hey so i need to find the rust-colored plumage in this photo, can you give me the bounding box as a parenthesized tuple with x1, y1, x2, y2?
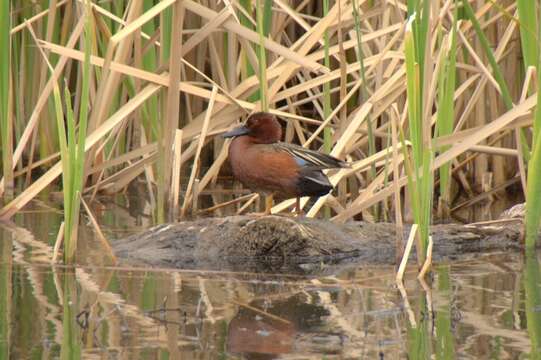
(223, 112, 348, 215)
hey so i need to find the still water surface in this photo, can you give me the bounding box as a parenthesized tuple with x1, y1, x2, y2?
(0, 198, 540, 359)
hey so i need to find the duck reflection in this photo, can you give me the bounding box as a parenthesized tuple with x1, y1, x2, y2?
(227, 294, 342, 358)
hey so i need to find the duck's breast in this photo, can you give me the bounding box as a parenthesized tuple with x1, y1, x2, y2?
(229, 140, 299, 195)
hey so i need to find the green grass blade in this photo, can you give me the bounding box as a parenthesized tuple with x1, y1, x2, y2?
(0, 0, 12, 197)
(352, 0, 378, 218)
(239, 0, 255, 80)
(525, 89, 541, 249)
(461, 0, 513, 110)
(74, 0, 92, 201)
(437, 15, 457, 211)
(62, 85, 77, 262)
(256, 0, 268, 111)
(525, 2, 541, 249)
(323, 0, 331, 153)
(517, 0, 539, 70)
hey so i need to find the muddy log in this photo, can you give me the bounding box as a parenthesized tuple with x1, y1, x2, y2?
(113, 214, 527, 273)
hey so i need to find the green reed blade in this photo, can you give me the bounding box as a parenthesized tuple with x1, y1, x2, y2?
(461, 0, 513, 110)
(435, 267, 456, 359)
(501, 0, 536, 181)
(525, 2, 541, 250)
(49, 1, 94, 263)
(72, 0, 92, 218)
(0, 0, 12, 196)
(404, 11, 433, 261)
(156, 3, 174, 223)
(352, 0, 378, 218)
(63, 85, 76, 262)
(322, 0, 331, 219)
(239, 0, 255, 81)
(142, 0, 160, 141)
(406, 295, 431, 358)
(60, 272, 81, 360)
(517, 0, 539, 70)
(524, 253, 541, 357)
(256, 0, 268, 111)
(0, 238, 12, 359)
(525, 86, 541, 249)
(51, 81, 73, 260)
(323, 0, 331, 153)
(437, 13, 457, 212)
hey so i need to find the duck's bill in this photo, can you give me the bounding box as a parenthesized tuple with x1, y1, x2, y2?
(222, 125, 251, 138)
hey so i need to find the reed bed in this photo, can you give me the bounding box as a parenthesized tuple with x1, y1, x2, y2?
(0, 0, 540, 261)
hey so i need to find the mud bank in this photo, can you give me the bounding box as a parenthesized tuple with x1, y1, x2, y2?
(113, 215, 525, 273)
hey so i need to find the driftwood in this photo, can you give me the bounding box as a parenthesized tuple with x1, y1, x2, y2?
(113, 214, 526, 273)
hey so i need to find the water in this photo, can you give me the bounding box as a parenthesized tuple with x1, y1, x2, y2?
(0, 198, 540, 359)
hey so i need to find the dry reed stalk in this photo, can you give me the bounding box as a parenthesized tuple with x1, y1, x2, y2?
(418, 236, 433, 280)
(171, 129, 184, 212)
(0, 83, 161, 219)
(391, 106, 404, 263)
(0, 18, 85, 196)
(181, 86, 218, 217)
(396, 224, 418, 283)
(159, 0, 185, 220)
(80, 195, 116, 264)
(197, 193, 254, 215)
(0, 0, 536, 232)
(52, 221, 65, 263)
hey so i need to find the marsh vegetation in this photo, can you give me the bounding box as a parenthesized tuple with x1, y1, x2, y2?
(2, 0, 541, 357)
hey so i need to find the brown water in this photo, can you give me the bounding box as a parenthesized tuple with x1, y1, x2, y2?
(0, 197, 540, 359)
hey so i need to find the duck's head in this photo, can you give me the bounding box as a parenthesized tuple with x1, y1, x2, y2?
(222, 112, 282, 144)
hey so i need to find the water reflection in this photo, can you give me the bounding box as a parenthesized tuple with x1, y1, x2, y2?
(524, 253, 541, 359)
(0, 209, 540, 358)
(0, 230, 12, 359)
(434, 267, 456, 359)
(60, 270, 81, 359)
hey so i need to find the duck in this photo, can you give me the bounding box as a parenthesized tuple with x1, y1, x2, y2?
(222, 112, 348, 215)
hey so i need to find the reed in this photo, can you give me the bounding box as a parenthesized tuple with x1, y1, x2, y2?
(403, 10, 432, 262)
(435, 267, 456, 358)
(517, 0, 539, 70)
(406, 295, 431, 358)
(59, 270, 81, 359)
(436, 11, 458, 218)
(49, 1, 92, 263)
(322, 0, 331, 154)
(321, 0, 332, 218)
(521, 0, 541, 249)
(156, 2, 174, 223)
(352, 0, 377, 219)
(256, 0, 269, 111)
(0, 237, 11, 359)
(461, 0, 513, 110)
(524, 253, 541, 358)
(525, 77, 541, 248)
(0, 1, 539, 249)
(239, 0, 255, 81)
(0, 0, 12, 199)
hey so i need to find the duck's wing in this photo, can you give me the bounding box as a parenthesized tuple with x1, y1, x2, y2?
(273, 142, 349, 170)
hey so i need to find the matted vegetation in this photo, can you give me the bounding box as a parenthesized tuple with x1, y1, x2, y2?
(0, 1, 540, 260)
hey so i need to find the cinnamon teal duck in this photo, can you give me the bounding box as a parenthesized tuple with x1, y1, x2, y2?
(222, 112, 348, 215)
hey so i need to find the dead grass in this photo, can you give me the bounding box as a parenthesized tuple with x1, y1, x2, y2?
(0, 0, 534, 226)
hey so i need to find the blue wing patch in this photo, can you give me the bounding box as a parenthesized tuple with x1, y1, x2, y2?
(293, 155, 309, 167)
